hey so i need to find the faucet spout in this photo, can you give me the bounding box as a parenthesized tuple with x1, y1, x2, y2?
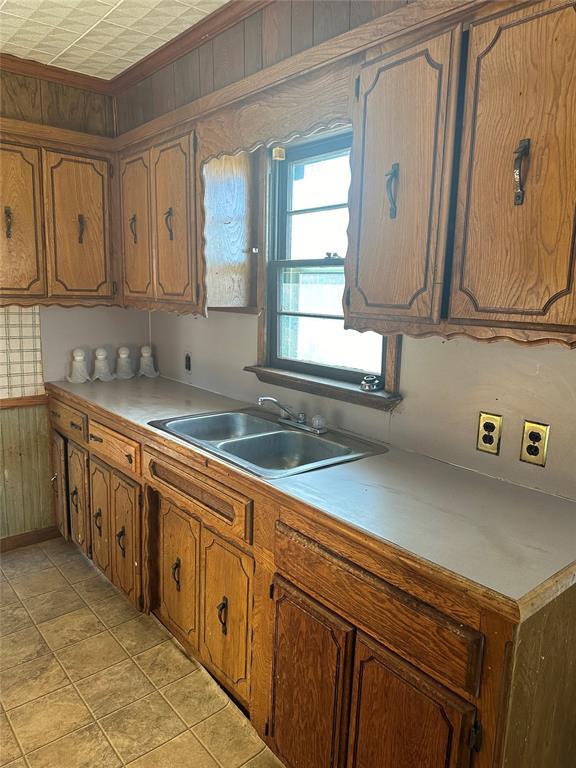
(257, 396, 306, 424)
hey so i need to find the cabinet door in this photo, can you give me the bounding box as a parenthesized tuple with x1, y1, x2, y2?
(158, 498, 200, 649)
(449, 3, 576, 329)
(120, 151, 154, 301)
(0, 143, 45, 297)
(111, 471, 139, 605)
(67, 441, 90, 555)
(89, 458, 111, 578)
(151, 135, 196, 305)
(270, 577, 354, 768)
(50, 430, 68, 540)
(348, 634, 476, 768)
(44, 151, 113, 298)
(200, 528, 253, 701)
(345, 29, 460, 328)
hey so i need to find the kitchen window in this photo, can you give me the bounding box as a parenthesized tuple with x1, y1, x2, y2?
(267, 133, 391, 385)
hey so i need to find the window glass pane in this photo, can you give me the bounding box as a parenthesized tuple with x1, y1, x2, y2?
(278, 315, 382, 374)
(288, 208, 349, 260)
(279, 265, 344, 316)
(289, 151, 351, 211)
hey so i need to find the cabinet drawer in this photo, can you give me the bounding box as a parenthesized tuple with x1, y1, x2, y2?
(143, 448, 253, 543)
(49, 400, 87, 441)
(88, 420, 140, 473)
(275, 521, 484, 697)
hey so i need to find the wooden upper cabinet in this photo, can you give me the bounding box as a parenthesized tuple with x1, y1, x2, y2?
(448, 2, 576, 329)
(270, 578, 354, 768)
(151, 134, 197, 306)
(345, 28, 460, 328)
(200, 529, 253, 702)
(158, 499, 200, 649)
(120, 151, 154, 302)
(44, 150, 113, 298)
(0, 143, 45, 297)
(348, 634, 476, 768)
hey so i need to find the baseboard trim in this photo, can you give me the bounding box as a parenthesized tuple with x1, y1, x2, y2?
(0, 526, 60, 552)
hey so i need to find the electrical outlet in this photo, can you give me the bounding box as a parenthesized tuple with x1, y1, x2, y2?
(520, 421, 550, 467)
(477, 412, 502, 455)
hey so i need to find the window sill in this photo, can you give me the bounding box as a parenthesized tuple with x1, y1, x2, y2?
(244, 366, 402, 412)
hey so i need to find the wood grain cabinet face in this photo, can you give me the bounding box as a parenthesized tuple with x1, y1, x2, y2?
(345, 29, 460, 326)
(90, 458, 111, 578)
(120, 151, 154, 301)
(200, 528, 253, 701)
(44, 151, 113, 298)
(151, 135, 196, 305)
(348, 634, 476, 768)
(67, 441, 89, 555)
(0, 143, 46, 297)
(449, 3, 576, 329)
(158, 498, 200, 649)
(111, 471, 139, 605)
(50, 430, 68, 540)
(270, 578, 354, 768)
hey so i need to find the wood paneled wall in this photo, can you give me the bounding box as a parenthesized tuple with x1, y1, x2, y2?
(116, 0, 410, 133)
(0, 70, 115, 136)
(0, 405, 54, 538)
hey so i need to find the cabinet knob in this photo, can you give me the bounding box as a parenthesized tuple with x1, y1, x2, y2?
(116, 526, 126, 557)
(171, 557, 181, 592)
(216, 596, 228, 636)
(94, 508, 103, 535)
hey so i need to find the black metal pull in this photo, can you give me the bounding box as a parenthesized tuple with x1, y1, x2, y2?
(171, 557, 181, 592)
(69, 421, 82, 431)
(385, 162, 399, 219)
(78, 214, 85, 244)
(116, 526, 126, 557)
(129, 213, 137, 244)
(216, 596, 228, 636)
(4, 206, 12, 239)
(89, 433, 103, 443)
(513, 138, 530, 206)
(125, 453, 133, 465)
(163, 207, 174, 241)
(70, 487, 78, 509)
(94, 509, 103, 535)
(50, 409, 60, 419)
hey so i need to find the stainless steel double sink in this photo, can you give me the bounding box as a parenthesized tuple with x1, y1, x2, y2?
(149, 411, 382, 479)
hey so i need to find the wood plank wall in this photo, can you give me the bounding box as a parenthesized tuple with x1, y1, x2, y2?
(116, 0, 410, 133)
(0, 405, 54, 538)
(0, 70, 115, 136)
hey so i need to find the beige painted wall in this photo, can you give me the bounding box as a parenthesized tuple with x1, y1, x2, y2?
(40, 307, 150, 382)
(151, 311, 576, 501)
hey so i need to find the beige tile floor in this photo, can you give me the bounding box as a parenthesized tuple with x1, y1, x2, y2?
(0, 538, 284, 768)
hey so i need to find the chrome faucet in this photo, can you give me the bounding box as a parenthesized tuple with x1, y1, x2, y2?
(257, 396, 327, 435)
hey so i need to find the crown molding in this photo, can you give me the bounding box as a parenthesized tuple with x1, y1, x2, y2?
(0, 53, 112, 93)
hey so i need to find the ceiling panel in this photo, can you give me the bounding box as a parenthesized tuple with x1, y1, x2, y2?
(0, 0, 229, 79)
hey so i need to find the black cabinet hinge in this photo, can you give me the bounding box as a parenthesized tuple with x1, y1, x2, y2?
(469, 720, 482, 752)
(264, 720, 270, 737)
(88, 543, 93, 558)
(269, 582, 275, 599)
(193, 133, 198, 152)
(195, 284, 201, 304)
(138, 490, 144, 510)
(138, 593, 144, 611)
(354, 75, 360, 99)
(112, 281, 118, 296)
(345, 286, 351, 306)
(109, 164, 114, 178)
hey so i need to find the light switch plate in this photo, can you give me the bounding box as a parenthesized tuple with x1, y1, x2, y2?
(520, 421, 550, 467)
(477, 412, 502, 455)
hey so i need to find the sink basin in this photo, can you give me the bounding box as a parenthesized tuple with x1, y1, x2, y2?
(149, 410, 381, 478)
(217, 430, 353, 473)
(157, 412, 278, 442)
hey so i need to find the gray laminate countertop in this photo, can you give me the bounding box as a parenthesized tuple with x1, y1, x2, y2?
(49, 378, 576, 606)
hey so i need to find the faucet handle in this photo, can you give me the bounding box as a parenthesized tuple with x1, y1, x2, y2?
(297, 412, 307, 424)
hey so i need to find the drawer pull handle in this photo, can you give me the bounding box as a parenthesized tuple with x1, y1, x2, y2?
(116, 526, 126, 557)
(4, 206, 13, 239)
(129, 213, 137, 244)
(70, 421, 82, 431)
(125, 453, 133, 465)
(163, 207, 174, 240)
(513, 138, 530, 206)
(78, 213, 85, 244)
(70, 487, 79, 509)
(89, 433, 103, 443)
(50, 410, 60, 419)
(94, 508, 103, 534)
(385, 162, 399, 219)
(171, 557, 181, 592)
(216, 596, 228, 636)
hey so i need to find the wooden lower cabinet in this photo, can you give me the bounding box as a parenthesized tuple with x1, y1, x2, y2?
(200, 528, 253, 703)
(111, 471, 140, 605)
(67, 441, 90, 555)
(270, 577, 354, 768)
(348, 634, 476, 768)
(50, 430, 68, 540)
(89, 458, 112, 578)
